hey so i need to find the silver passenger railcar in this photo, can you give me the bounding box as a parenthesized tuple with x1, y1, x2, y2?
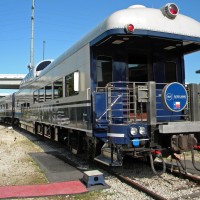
(1, 3, 200, 173)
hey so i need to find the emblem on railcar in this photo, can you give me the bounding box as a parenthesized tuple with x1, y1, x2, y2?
(162, 82, 188, 112)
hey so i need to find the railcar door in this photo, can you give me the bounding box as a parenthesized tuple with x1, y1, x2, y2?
(127, 54, 149, 120)
(92, 56, 113, 133)
(92, 54, 128, 132)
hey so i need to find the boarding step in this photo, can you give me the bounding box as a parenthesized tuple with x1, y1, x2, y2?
(94, 148, 122, 166)
(82, 170, 106, 188)
(94, 155, 122, 166)
(101, 147, 118, 160)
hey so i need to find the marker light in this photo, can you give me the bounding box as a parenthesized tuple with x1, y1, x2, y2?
(130, 127, 138, 136)
(132, 138, 140, 147)
(126, 24, 134, 33)
(161, 3, 179, 19)
(139, 127, 146, 136)
(169, 4, 178, 15)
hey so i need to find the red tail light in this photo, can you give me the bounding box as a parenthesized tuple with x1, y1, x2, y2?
(161, 3, 179, 19)
(169, 4, 178, 15)
(126, 24, 134, 33)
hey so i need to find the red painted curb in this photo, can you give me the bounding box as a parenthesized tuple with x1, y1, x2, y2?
(0, 181, 87, 199)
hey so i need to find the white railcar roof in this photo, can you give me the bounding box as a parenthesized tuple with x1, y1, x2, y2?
(101, 5, 200, 38)
(40, 4, 200, 76)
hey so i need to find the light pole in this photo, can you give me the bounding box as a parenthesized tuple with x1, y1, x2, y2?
(43, 40, 45, 60)
(30, 0, 35, 70)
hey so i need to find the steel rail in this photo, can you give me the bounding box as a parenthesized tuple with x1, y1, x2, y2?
(113, 172, 167, 200)
(98, 164, 167, 200)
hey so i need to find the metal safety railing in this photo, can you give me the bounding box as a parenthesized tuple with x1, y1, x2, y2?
(96, 82, 148, 124)
(95, 82, 200, 125)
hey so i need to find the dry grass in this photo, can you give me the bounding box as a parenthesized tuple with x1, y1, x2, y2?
(0, 126, 112, 200)
(0, 126, 47, 186)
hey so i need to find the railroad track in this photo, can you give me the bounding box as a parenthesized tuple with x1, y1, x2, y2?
(15, 127, 200, 200)
(109, 167, 200, 200)
(104, 168, 167, 200)
(99, 159, 200, 200)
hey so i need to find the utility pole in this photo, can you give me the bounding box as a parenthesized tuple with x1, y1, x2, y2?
(43, 40, 45, 60)
(30, 0, 35, 70)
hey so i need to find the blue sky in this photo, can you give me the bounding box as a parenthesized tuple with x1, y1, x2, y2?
(0, 0, 200, 85)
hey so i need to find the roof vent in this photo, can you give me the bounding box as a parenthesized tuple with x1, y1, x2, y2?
(128, 5, 146, 9)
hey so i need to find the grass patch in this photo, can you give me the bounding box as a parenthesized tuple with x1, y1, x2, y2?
(65, 190, 113, 200)
(14, 190, 114, 200)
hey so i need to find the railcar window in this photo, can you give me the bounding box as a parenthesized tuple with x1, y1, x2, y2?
(36, 60, 51, 71)
(96, 56, 112, 87)
(17, 100, 19, 107)
(45, 84, 52, 101)
(39, 88, 45, 102)
(33, 90, 39, 103)
(54, 78, 63, 99)
(165, 62, 177, 82)
(65, 72, 79, 97)
(128, 55, 148, 82)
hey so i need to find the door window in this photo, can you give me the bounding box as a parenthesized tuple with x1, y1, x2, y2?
(165, 61, 177, 82)
(96, 56, 112, 87)
(54, 78, 63, 99)
(128, 55, 148, 82)
(154, 61, 177, 83)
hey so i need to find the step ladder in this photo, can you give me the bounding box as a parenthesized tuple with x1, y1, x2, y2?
(82, 170, 106, 188)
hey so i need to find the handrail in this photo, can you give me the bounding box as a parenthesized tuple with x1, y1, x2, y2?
(96, 94, 122, 121)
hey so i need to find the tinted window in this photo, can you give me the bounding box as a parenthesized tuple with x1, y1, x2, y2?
(36, 61, 51, 71)
(45, 84, 52, 101)
(39, 88, 45, 102)
(33, 90, 39, 103)
(96, 56, 112, 87)
(65, 73, 79, 97)
(128, 55, 148, 82)
(165, 62, 177, 82)
(54, 78, 63, 99)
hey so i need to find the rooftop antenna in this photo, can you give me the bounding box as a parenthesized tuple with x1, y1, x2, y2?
(30, 0, 35, 70)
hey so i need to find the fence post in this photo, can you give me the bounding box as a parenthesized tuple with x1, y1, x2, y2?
(147, 82, 157, 125)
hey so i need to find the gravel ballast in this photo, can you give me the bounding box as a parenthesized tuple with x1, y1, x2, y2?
(0, 126, 151, 199)
(1, 125, 200, 200)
